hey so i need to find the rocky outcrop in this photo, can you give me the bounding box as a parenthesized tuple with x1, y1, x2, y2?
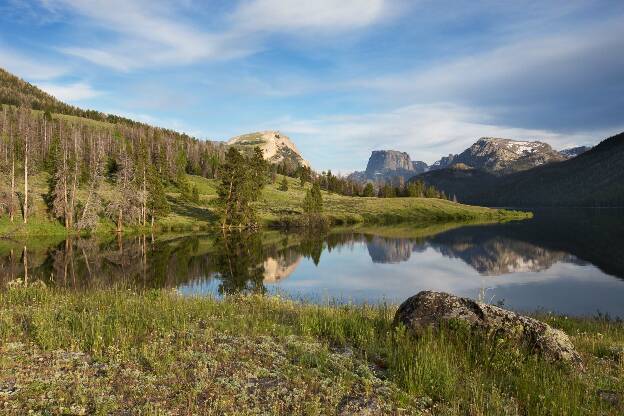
(366, 150, 413, 173)
(559, 146, 591, 159)
(412, 160, 428, 173)
(227, 131, 310, 168)
(348, 150, 428, 183)
(394, 291, 583, 368)
(430, 154, 456, 170)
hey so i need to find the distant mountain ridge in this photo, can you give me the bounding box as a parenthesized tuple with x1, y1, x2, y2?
(429, 137, 566, 175)
(417, 132, 624, 206)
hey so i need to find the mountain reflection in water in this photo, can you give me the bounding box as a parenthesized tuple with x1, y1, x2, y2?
(1, 208, 623, 317)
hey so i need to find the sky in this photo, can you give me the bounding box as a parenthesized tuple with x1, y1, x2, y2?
(1, 0, 623, 173)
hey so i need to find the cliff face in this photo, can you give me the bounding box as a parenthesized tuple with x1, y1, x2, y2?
(349, 150, 428, 183)
(365, 150, 413, 173)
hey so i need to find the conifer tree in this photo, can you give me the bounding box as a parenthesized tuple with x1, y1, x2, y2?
(303, 182, 323, 214)
(279, 176, 289, 191)
(146, 164, 170, 226)
(217, 147, 267, 229)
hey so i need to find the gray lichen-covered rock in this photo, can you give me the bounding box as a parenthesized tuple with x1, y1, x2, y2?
(394, 291, 583, 368)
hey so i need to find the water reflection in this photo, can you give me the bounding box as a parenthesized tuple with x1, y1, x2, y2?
(1, 208, 623, 317)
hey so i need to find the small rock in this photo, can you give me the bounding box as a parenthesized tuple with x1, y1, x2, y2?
(394, 291, 583, 368)
(597, 389, 620, 406)
(0, 382, 17, 395)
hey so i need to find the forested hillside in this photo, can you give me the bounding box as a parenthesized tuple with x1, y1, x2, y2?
(417, 132, 624, 206)
(0, 68, 228, 231)
(478, 132, 624, 206)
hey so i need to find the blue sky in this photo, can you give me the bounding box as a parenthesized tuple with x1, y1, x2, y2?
(1, 0, 623, 172)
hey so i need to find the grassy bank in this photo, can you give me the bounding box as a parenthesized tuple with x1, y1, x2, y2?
(0, 171, 529, 237)
(0, 286, 621, 415)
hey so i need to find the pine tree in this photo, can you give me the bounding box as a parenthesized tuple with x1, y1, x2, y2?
(146, 164, 170, 226)
(217, 147, 267, 229)
(279, 176, 289, 192)
(362, 183, 374, 197)
(303, 182, 323, 214)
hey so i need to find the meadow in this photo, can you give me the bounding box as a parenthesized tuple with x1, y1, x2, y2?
(0, 170, 529, 237)
(0, 285, 621, 415)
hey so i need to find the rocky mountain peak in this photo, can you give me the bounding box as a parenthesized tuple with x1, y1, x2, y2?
(366, 150, 414, 174)
(348, 150, 429, 183)
(430, 137, 565, 175)
(559, 146, 592, 159)
(227, 130, 310, 168)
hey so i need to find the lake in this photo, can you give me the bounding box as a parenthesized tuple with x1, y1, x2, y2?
(2, 208, 623, 318)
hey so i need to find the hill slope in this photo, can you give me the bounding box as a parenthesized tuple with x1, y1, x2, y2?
(477, 132, 624, 206)
(419, 132, 624, 206)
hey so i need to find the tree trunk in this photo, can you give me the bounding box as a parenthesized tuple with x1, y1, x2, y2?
(10, 155, 14, 222)
(117, 208, 123, 233)
(23, 131, 28, 224)
(63, 141, 70, 229)
(143, 166, 147, 226)
(22, 246, 28, 286)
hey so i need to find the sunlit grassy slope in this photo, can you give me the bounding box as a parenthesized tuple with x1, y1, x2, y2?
(0, 171, 529, 235)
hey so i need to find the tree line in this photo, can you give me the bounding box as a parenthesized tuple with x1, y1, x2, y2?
(0, 105, 226, 231)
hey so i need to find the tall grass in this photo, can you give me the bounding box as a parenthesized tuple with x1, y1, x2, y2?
(1, 286, 621, 415)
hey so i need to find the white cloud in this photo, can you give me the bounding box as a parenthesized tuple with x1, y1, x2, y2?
(50, 0, 245, 70)
(272, 103, 614, 173)
(37, 81, 102, 101)
(358, 18, 624, 111)
(52, 0, 396, 70)
(231, 0, 390, 32)
(0, 46, 67, 80)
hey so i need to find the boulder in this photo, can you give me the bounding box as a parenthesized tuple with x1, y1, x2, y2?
(394, 291, 583, 368)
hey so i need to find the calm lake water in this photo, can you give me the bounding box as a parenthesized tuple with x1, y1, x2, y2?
(2, 208, 623, 317)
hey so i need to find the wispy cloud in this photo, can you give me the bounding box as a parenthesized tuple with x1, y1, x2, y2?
(49, 0, 247, 70)
(37, 81, 102, 101)
(230, 0, 392, 33)
(50, 0, 397, 71)
(357, 18, 624, 131)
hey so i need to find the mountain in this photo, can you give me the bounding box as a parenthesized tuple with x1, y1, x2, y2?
(414, 164, 499, 201)
(227, 131, 310, 168)
(417, 132, 624, 206)
(430, 137, 565, 175)
(559, 146, 592, 158)
(430, 154, 457, 170)
(348, 150, 428, 183)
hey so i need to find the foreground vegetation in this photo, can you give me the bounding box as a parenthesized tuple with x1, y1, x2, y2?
(0, 285, 621, 415)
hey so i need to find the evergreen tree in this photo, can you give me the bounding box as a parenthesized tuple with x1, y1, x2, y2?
(217, 147, 267, 229)
(279, 176, 289, 191)
(362, 183, 374, 197)
(303, 182, 323, 214)
(146, 164, 170, 226)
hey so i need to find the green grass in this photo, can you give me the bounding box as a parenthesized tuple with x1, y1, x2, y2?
(0, 172, 530, 236)
(0, 286, 621, 415)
